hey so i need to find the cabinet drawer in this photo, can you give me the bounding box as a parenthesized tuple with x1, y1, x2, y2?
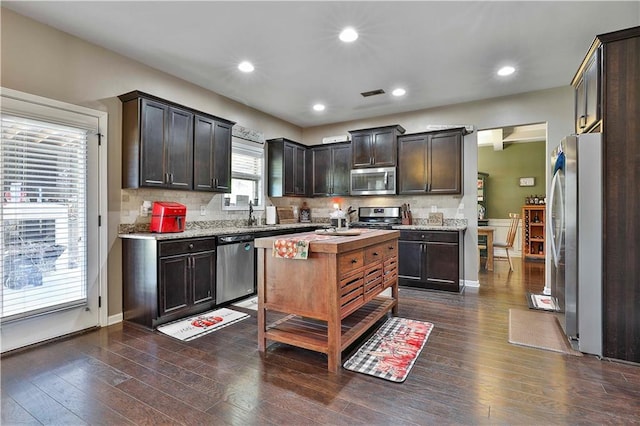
(338, 250, 364, 275)
(399, 230, 459, 243)
(382, 241, 398, 259)
(364, 243, 386, 264)
(159, 238, 216, 257)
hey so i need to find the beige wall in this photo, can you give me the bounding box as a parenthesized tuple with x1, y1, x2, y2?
(2, 8, 575, 317)
(1, 8, 302, 317)
(302, 88, 574, 285)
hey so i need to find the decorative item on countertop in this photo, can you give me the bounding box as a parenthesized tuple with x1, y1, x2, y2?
(401, 203, 413, 225)
(300, 202, 311, 223)
(272, 233, 334, 259)
(330, 203, 347, 228)
(276, 207, 296, 224)
(428, 212, 444, 226)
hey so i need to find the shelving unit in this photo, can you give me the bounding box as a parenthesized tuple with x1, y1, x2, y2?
(477, 172, 488, 226)
(522, 205, 546, 260)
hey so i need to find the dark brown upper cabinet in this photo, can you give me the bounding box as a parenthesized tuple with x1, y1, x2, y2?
(573, 48, 601, 134)
(349, 125, 405, 168)
(267, 138, 307, 197)
(398, 128, 464, 195)
(194, 115, 233, 192)
(119, 91, 234, 192)
(310, 143, 351, 196)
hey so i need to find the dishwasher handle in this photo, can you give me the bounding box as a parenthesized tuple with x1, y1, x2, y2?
(218, 234, 255, 245)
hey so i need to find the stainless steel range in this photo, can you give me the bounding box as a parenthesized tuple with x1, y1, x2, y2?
(349, 207, 402, 230)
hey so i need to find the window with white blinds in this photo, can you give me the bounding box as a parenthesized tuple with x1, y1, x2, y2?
(223, 138, 264, 210)
(1, 114, 88, 321)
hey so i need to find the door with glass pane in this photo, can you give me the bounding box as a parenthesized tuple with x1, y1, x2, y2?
(1, 91, 103, 353)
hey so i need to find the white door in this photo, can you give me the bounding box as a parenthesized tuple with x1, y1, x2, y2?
(0, 89, 107, 353)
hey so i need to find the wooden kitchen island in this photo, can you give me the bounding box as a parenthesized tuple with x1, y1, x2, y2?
(254, 229, 399, 372)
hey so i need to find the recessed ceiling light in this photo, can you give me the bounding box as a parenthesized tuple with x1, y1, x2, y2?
(313, 103, 325, 112)
(339, 27, 358, 43)
(497, 66, 515, 76)
(392, 88, 406, 97)
(238, 61, 254, 73)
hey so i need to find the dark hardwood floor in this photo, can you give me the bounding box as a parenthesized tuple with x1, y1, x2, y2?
(3, 259, 640, 425)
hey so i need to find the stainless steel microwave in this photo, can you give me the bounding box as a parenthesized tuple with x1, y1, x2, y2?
(350, 167, 396, 195)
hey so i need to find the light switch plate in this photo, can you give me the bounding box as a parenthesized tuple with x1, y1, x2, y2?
(519, 177, 535, 187)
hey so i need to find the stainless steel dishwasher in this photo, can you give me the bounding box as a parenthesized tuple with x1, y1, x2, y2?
(216, 234, 255, 304)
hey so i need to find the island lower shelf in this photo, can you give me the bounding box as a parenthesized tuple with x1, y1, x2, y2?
(265, 296, 397, 354)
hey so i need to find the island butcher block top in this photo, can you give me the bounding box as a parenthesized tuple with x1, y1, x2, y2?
(255, 229, 400, 372)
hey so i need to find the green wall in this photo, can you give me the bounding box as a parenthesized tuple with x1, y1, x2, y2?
(477, 141, 546, 219)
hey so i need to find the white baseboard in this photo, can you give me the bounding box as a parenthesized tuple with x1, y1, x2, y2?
(107, 313, 123, 326)
(464, 279, 480, 288)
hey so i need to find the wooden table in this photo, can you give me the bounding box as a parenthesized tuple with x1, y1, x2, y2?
(478, 226, 495, 271)
(254, 229, 399, 372)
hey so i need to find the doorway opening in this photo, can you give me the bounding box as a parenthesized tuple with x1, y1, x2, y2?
(476, 122, 547, 272)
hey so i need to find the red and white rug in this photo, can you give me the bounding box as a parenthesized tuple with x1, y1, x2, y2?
(157, 308, 249, 341)
(343, 317, 433, 383)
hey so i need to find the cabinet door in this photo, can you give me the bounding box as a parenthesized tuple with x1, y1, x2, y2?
(428, 130, 462, 194)
(283, 143, 296, 195)
(583, 51, 600, 132)
(191, 250, 216, 305)
(398, 240, 424, 281)
(371, 128, 396, 167)
(351, 132, 373, 167)
(194, 116, 232, 192)
(331, 144, 352, 195)
(398, 134, 428, 194)
(311, 146, 331, 196)
(140, 98, 168, 187)
(165, 107, 194, 189)
(424, 242, 459, 289)
(211, 121, 232, 192)
(294, 145, 306, 195)
(159, 255, 190, 317)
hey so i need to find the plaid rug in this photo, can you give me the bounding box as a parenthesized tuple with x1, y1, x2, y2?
(343, 317, 433, 383)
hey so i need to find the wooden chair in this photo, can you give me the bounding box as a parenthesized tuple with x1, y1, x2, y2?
(494, 213, 520, 271)
(477, 241, 487, 271)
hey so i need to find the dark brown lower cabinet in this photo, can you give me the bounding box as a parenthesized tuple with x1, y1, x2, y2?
(398, 230, 464, 292)
(123, 237, 216, 328)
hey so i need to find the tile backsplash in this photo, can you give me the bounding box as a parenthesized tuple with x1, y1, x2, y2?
(120, 188, 467, 230)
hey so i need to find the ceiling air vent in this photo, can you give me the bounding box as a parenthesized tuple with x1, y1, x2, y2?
(360, 89, 385, 97)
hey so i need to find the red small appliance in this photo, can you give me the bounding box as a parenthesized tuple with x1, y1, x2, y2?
(150, 202, 186, 233)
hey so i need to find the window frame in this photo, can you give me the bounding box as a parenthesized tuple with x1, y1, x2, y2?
(222, 136, 266, 212)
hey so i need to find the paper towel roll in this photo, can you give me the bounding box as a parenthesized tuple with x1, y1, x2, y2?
(266, 206, 277, 225)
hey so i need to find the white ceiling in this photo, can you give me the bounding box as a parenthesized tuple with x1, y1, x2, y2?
(3, 1, 639, 128)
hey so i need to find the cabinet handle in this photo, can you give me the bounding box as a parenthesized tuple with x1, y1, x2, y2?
(164, 173, 169, 184)
(387, 246, 394, 250)
(211, 178, 215, 187)
(579, 115, 587, 129)
(189, 243, 194, 249)
(373, 252, 379, 256)
(351, 259, 358, 264)
(425, 183, 429, 192)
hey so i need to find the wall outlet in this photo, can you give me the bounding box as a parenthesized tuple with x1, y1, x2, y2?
(200, 205, 207, 216)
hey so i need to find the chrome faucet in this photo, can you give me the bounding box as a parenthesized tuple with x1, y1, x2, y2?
(248, 200, 256, 226)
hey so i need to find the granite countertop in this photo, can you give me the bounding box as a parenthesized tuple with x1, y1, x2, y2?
(118, 220, 467, 240)
(118, 223, 320, 240)
(392, 224, 467, 231)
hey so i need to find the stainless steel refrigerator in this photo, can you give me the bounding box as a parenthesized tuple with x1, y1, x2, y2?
(549, 133, 602, 356)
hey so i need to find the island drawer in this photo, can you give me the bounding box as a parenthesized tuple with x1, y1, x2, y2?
(158, 238, 217, 257)
(338, 249, 364, 274)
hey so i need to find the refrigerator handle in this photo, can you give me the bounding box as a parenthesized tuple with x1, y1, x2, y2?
(549, 170, 564, 267)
